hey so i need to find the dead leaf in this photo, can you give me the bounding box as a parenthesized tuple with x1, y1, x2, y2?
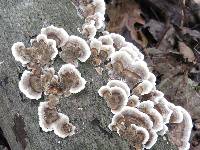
(179, 42, 196, 63)
(106, 0, 147, 47)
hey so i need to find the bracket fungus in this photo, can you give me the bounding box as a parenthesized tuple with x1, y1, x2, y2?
(19, 70, 43, 100)
(108, 106, 155, 149)
(11, 0, 193, 148)
(98, 80, 130, 114)
(76, 0, 105, 39)
(97, 30, 192, 149)
(59, 35, 91, 66)
(52, 113, 76, 138)
(127, 95, 140, 107)
(38, 101, 75, 138)
(41, 25, 69, 48)
(57, 63, 86, 96)
(12, 34, 58, 67)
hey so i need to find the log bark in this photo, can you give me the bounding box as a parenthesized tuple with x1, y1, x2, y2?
(0, 0, 178, 149)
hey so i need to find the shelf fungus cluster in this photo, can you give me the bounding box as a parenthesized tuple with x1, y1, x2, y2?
(11, 0, 192, 149)
(97, 32, 193, 149)
(11, 27, 90, 138)
(75, 0, 106, 39)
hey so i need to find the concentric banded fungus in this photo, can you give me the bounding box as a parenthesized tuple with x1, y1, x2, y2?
(89, 38, 115, 66)
(137, 101, 164, 132)
(85, 12, 105, 29)
(141, 90, 164, 104)
(109, 51, 141, 83)
(144, 129, 158, 149)
(127, 95, 140, 107)
(53, 113, 76, 138)
(132, 80, 153, 95)
(109, 106, 153, 149)
(38, 101, 59, 132)
(78, 0, 105, 39)
(110, 33, 126, 50)
(81, 0, 105, 17)
(11, 0, 193, 146)
(147, 72, 156, 86)
(12, 34, 58, 66)
(59, 36, 91, 66)
(118, 124, 149, 150)
(119, 47, 139, 61)
(98, 85, 128, 114)
(168, 103, 184, 124)
(158, 124, 168, 136)
(19, 70, 43, 100)
(124, 42, 144, 60)
(82, 20, 97, 39)
(106, 80, 130, 97)
(58, 64, 86, 96)
(154, 98, 173, 124)
(109, 51, 149, 86)
(41, 25, 69, 47)
(168, 106, 193, 150)
(98, 34, 114, 45)
(98, 45, 115, 62)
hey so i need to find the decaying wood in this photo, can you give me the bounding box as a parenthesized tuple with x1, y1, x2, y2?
(0, 0, 180, 150)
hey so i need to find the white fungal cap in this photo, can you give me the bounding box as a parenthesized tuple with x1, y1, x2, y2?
(98, 85, 109, 97)
(59, 36, 91, 67)
(110, 51, 133, 69)
(53, 113, 76, 138)
(11, 42, 29, 65)
(124, 42, 144, 60)
(98, 85, 129, 114)
(90, 38, 102, 51)
(99, 45, 115, 59)
(147, 72, 156, 86)
(137, 101, 164, 132)
(85, 12, 105, 29)
(58, 64, 86, 94)
(41, 25, 69, 47)
(98, 34, 114, 45)
(110, 33, 126, 50)
(119, 47, 139, 61)
(149, 90, 164, 104)
(69, 35, 91, 62)
(109, 106, 154, 131)
(36, 34, 58, 60)
(131, 124, 150, 144)
(92, 0, 106, 15)
(38, 101, 58, 132)
(131, 61, 150, 80)
(176, 106, 193, 150)
(19, 70, 42, 100)
(107, 80, 130, 97)
(82, 20, 97, 39)
(133, 80, 153, 95)
(63, 35, 91, 62)
(124, 42, 140, 53)
(127, 95, 140, 107)
(167, 102, 184, 123)
(144, 129, 158, 149)
(155, 98, 173, 124)
(158, 124, 168, 136)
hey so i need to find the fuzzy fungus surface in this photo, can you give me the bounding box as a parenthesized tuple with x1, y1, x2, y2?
(9, 0, 193, 149)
